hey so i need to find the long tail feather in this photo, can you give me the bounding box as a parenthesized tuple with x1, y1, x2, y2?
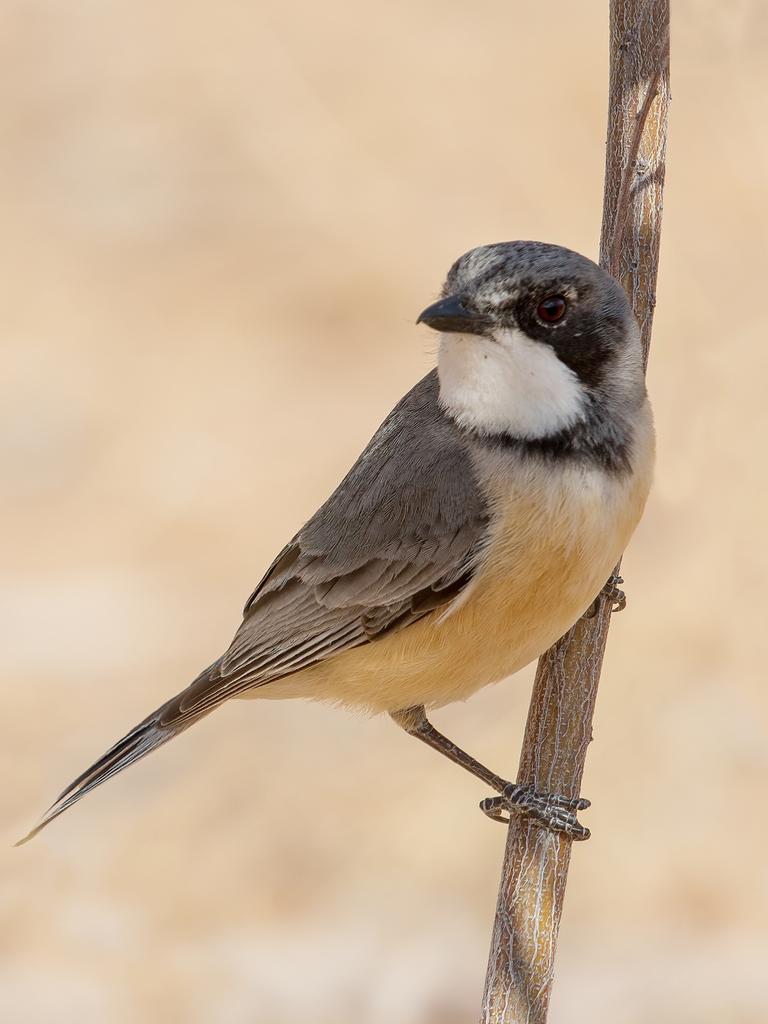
(16, 662, 224, 845)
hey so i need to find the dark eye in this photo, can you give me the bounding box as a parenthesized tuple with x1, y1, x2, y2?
(536, 295, 567, 324)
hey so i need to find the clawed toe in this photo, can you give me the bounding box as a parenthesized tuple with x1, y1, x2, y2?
(480, 783, 591, 840)
(544, 791, 591, 811)
(479, 797, 514, 825)
(602, 573, 626, 612)
(586, 574, 626, 617)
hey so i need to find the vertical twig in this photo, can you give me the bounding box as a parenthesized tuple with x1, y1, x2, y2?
(479, 3, 670, 1022)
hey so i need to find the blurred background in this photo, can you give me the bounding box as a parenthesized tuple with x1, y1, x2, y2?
(2, 2, 767, 1021)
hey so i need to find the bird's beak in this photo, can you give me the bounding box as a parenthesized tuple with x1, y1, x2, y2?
(416, 295, 490, 335)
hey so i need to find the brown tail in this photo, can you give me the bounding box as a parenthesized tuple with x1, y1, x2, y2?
(17, 660, 225, 845)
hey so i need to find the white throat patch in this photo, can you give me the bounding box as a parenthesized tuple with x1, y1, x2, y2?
(437, 327, 585, 439)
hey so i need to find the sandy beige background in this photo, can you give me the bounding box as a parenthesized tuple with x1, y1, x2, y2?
(2, 2, 767, 1022)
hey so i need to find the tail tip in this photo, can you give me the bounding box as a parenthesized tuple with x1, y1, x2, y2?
(14, 822, 44, 847)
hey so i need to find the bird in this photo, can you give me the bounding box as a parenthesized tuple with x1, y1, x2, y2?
(20, 240, 654, 845)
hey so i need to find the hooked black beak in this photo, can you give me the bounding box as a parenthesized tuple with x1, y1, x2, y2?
(416, 295, 490, 336)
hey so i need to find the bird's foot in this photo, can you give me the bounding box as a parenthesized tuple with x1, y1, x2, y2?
(586, 573, 626, 617)
(603, 573, 626, 612)
(480, 783, 591, 840)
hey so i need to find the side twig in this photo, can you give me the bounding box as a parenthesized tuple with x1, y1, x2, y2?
(479, 3, 670, 1022)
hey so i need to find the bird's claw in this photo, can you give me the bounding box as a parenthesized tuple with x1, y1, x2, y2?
(586, 574, 626, 617)
(603, 574, 626, 612)
(480, 782, 591, 840)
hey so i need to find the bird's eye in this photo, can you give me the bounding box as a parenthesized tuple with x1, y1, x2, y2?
(536, 295, 567, 324)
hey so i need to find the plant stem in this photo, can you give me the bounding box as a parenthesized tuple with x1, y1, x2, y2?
(479, 4, 669, 1021)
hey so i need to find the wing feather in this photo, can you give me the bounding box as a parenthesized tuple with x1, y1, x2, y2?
(20, 371, 491, 840)
(192, 371, 491, 709)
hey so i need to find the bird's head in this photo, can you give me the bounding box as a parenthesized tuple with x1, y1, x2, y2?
(418, 241, 644, 442)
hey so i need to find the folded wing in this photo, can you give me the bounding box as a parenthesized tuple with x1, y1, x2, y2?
(21, 371, 490, 841)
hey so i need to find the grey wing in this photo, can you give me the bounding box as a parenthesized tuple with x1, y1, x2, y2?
(20, 371, 491, 841)
(180, 370, 490, 715)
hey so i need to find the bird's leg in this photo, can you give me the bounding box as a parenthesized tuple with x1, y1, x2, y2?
(391, 705, 510, 791)
(390, 705, 590, 840)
